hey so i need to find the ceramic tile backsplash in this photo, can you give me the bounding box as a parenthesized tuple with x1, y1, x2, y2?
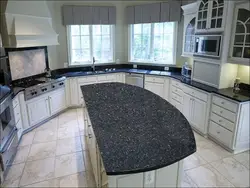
(8, 49, 46, 80)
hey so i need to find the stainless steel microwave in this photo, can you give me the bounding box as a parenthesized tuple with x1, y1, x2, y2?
(194, 35, 222, 58)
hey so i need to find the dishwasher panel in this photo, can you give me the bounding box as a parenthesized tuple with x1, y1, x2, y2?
(125, 73, 144, 88)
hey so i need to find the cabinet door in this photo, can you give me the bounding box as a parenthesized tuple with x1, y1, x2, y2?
(88, 127, 99, 186)
(26, 96, 50, 126)
(196, 0, 209, 31)
(196, 0, 226, 32)
(49, 88, 66, 116)
(182, 93, 192, 121)
(183, 16, 196, 56)
(209, 0, 225, 31)
(145, 82, 164, 98)
(230, 2, 250, 64)
(69, 78, 79, 106)
(191, 98, 207, 133)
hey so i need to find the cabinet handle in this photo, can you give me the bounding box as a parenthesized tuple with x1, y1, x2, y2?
(217, 131, 220, 134)
(219, 120, 222, 123)
(88, 124, 91, 127)
(220, 111, 223, 114)
(88, 134, 92, 138)
(221, 102, 224, 105)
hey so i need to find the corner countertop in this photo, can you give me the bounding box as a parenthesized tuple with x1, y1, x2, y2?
(81, 83, 196, 175)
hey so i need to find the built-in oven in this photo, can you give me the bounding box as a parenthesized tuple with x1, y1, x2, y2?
(0, 94, 16, 150)
(194, 35, 222, 58)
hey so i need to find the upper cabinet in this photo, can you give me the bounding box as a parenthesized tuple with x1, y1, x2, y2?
(229, 1, 250, 65)
(196, 0, 227, 33)
(182, 2, 198, 57)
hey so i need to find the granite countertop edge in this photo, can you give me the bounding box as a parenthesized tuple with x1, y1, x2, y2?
(105, 150, 196, 175)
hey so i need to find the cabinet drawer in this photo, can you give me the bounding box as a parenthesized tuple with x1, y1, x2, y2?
(171, 98, 182, 112)
(209, 121, 233, 147)
(78, 76, 97, 83)
(171, 86, 182, 97)
(145, 76, 164, 83)
(97, 75, 107, 81)
(106, 74, 116, 80)
(211, 104, 236, 123)
(212, 96, 238, 113)
(13, 105, 21, 124)
(171, 79, 182, 89)
(210, 113, 235, 132)
(171, 92, 182, 103)
(182, 85, 208, 102)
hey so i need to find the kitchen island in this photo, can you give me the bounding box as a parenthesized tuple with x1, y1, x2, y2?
(81, 83, 196, 187)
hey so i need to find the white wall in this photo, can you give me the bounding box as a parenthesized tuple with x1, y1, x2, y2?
(46, 0, 186, 69)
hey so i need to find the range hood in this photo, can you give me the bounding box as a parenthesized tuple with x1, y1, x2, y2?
(0, 0, 59, 47)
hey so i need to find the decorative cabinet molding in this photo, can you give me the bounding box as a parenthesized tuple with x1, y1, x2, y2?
(195, 0, 227, 33)
(229, 1, 250, 65)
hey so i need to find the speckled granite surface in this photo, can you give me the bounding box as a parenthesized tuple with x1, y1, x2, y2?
(81, 83, 196, 175)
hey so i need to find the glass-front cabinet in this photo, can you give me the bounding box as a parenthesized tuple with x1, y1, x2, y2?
(182, 2, 198, 57)
(196, 0, 227, 33)
(230, 1, 250, 64)
(183, 18, 196, 55)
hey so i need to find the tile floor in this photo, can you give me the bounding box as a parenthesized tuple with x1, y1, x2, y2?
(2, 109, 250, 187)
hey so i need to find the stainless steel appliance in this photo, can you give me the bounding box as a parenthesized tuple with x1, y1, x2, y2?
(15, 77, 66, 100)
(0, 128, 18, 174)
(0, 90, 15, 149)
(125, 73, 144, 88)
(194, 35, 222, 58)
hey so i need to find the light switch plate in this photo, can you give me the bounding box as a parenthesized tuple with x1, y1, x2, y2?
(64, 62, 68, 68)
(133, 64, 137, 69)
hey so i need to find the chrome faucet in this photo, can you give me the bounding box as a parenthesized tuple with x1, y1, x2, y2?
(92, 57, 96, 72)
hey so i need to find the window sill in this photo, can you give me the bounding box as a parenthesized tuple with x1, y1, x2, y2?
(128, 61, 176, 66)
(68, 62, 116, 67)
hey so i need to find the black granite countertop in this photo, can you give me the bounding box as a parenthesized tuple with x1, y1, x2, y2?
(10, 68, 250, 102)
(81, 83, 196, 175)
(55, 69, 249, 102)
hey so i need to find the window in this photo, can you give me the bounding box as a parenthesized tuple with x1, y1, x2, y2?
(129, 22, 177, 65)
(67, 25, 114, 66)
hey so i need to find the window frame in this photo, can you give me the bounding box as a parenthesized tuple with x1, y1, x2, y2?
(128, 22, 178, 65)
(67, 25, 115, 67)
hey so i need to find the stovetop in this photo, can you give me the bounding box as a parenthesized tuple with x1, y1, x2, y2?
(15, 80, 46, 88)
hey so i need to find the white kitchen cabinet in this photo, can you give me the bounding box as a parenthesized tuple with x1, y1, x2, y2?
(196, 0, 227, 33)
(229, 1, 250, 65)
(209, 94, 250, 153)
(181, 2, 197, 57)
(26, 95, 50, 127)
(49, 88, 66, 116)
(68, 78, 79, 106)
(12, 93, 23, 140)
(182, 84, 210, 134)
(170, 79, 183, 112)
(192, 97, 207, 133)
(116, 73, 125, 83)
(144, 75, 169, 101)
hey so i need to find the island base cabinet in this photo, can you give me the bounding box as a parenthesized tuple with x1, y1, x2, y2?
(108, 161, 183, 188)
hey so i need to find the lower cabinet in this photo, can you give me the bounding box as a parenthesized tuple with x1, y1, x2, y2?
(182, 85, 210, 135)
(26, 88, 66, 127)
(144, 76, 169, 101)
(49, 89, 66, 115)
(26, 95, 50, 126)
